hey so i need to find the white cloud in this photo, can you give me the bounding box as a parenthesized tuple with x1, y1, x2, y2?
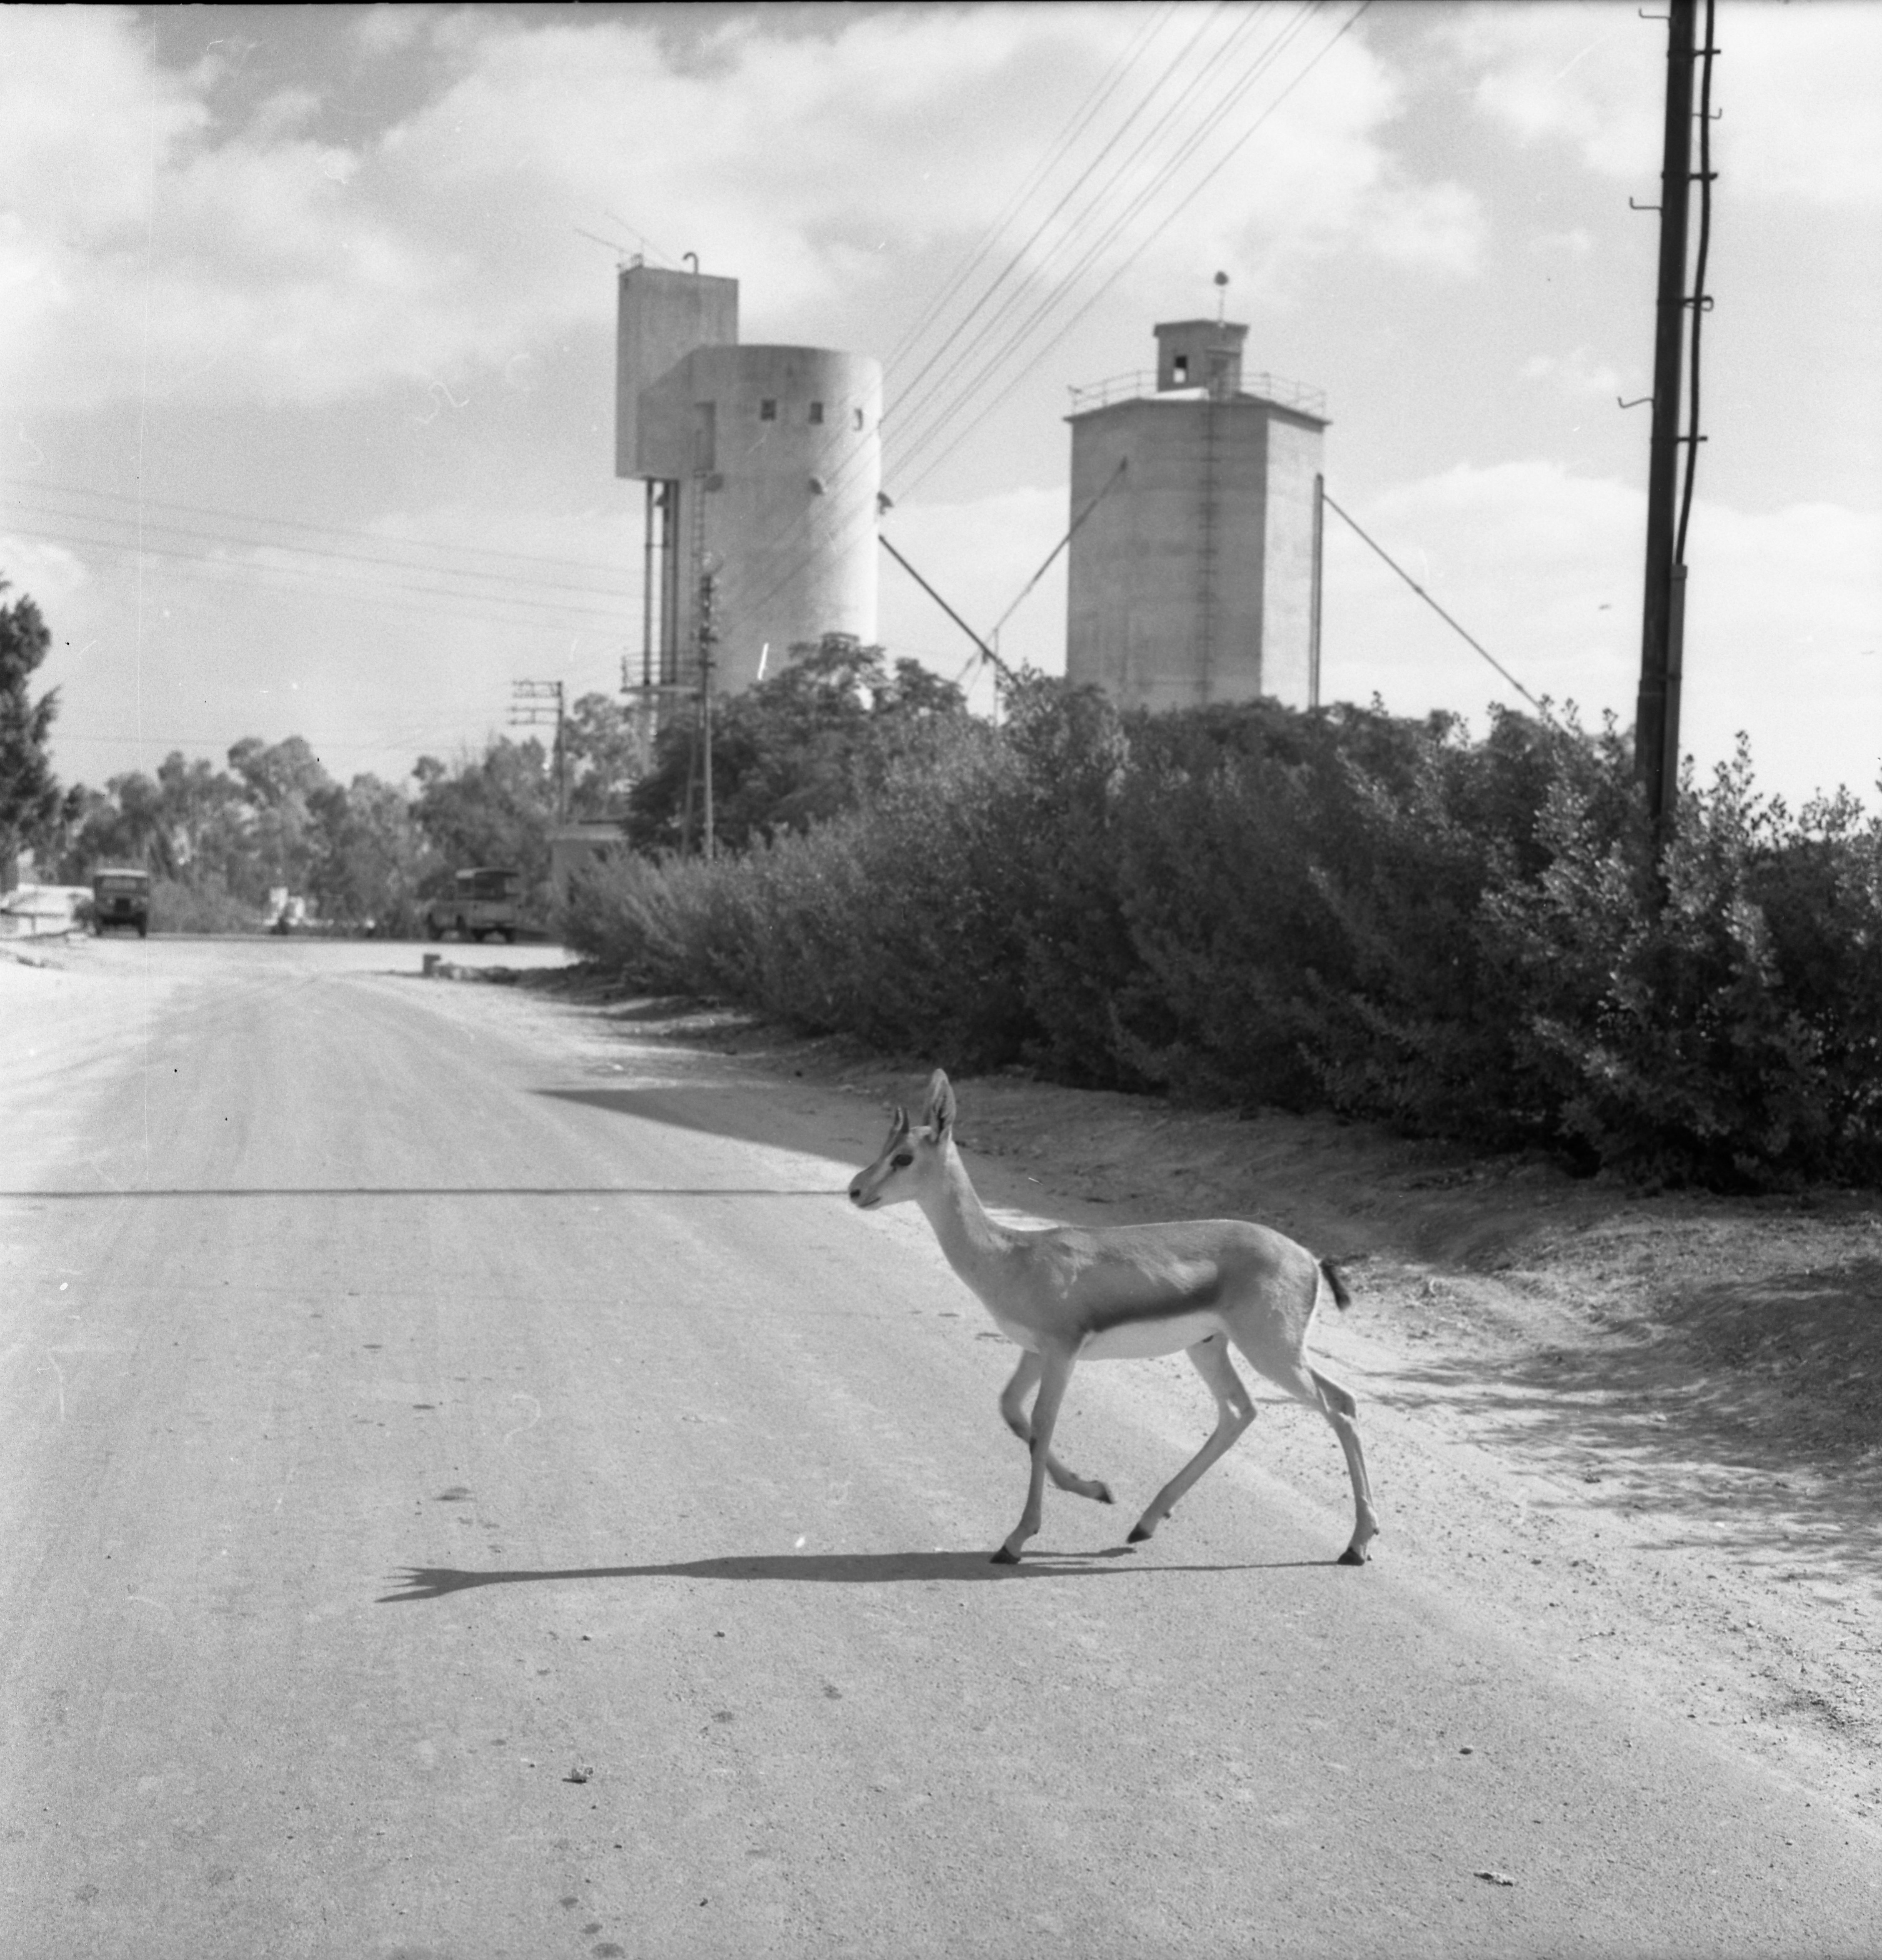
(352, 7, 439, 60)
(1681, 499, 1882, 799)
(1163, 20, 1483, 297)
(0, 4, 1480, 416)
(1364, 179, 1484, 273)
(1448, 1, 1882, 208)
(0, 531, 88, 612)
(1322, 460, 1879, 804)
(1522, 347, 1627, 401)
(1447, 7, 1659, 182)
(1530, 226, 1595, 257)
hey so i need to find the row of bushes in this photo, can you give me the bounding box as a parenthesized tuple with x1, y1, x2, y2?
(562, 679, 1882, 1190)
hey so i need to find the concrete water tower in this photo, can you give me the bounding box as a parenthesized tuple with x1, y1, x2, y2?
(615, 263, 881, 696)
(1064, 306, 1327, 711)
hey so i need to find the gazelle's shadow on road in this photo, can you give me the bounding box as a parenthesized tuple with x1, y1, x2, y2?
(379, 1546, 1318, 1602)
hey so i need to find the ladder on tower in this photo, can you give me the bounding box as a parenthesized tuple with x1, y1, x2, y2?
(1198, 390, 1220, 704)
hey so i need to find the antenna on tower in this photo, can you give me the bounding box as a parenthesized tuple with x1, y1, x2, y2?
(573, 225, 636, 267)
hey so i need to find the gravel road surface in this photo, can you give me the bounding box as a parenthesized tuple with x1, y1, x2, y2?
(2, 939, 1875, 1957)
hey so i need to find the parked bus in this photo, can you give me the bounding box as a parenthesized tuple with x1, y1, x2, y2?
(424, 867, 520, 943)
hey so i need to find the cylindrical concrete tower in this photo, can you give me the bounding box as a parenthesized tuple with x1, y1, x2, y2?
(685, 346, 881, 692)
(616, 264, 881, 697)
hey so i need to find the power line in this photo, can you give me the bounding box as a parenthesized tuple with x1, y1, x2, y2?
(1, 474, 633, 581)
(882, 3, 1246, 464)
(52, 725, 473, 760)
(723, 7, 1263, 610)
(0, 516, 632, 629)
(3, 502, 632, 611)
(675, 14, 1214, 639)
(896, 1, 1369, 499)
(885, 4, 1285, 484)
(729, 4, 1337, 635)
(878, 533, 1009, 677)
(877, 2, 1180, 385)
(891, 0, 1331, 486)
(1320, 490, 1553, 721)
(985, 458, 1128, 643)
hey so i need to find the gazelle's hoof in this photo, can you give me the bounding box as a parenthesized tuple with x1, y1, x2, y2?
(1095, 1484, 1115, 1506)
(990, 1546, 1021, 1565)
(1337, 1542, 1369, 1566)
(1126, 1523, 1154, 1544)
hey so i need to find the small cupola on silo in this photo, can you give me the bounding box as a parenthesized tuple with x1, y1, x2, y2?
(1154, 319, 1249, 398)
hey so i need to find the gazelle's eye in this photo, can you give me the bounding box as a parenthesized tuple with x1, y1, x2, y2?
(891, 1153, 913, 1169)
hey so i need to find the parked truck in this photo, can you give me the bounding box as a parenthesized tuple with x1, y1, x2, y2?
(91, 867, 151, 937)
(424, 867, 521, 943)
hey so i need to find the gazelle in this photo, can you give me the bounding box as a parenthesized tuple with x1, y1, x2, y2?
(848, 1072, 1379, 1567)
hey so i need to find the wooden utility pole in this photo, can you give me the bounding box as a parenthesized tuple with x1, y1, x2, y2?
(1635, 0, 1698, 854)
(697, 567, 718, 860)
(1309, 472, 1325, 710)
(509, 679, 567, 822)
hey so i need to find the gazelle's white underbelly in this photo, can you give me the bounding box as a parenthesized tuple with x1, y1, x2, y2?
(1081, 1311, 1225, 1360)
(982, 1308, 1229, 1361)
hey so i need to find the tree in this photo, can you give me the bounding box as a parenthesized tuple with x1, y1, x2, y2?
(155, 752, 250, 890)
(0, 582, 61, 887)
(224, 735, 335, 903)
(625, 634, 968, 852)
(412, 736, 557, 910)
(562, 692, 642, 821)
(307, 774, 436, 932)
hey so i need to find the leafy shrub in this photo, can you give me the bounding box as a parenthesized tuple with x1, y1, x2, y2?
(564, 673, 1882, 1190)
(625, 635, 969, 854)
(988, 678, 1149, 1087)
(148, 876, 262, 934)
(1751, 792, 1882, 1180)
(1104, 704, 1339, 1108)
(1298, 705, 1591, 1142)
(1487, 740, 1882, 1187)
(570, 714, 1032, 1070)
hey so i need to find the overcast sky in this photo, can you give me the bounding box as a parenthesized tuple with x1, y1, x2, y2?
(3, 0, 1877, 807)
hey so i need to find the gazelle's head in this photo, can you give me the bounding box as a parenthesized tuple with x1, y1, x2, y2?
(848, 1070, 956, 1210)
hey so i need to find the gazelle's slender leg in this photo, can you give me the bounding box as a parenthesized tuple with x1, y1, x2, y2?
(1309, 1364, 1380, 1565)
(999, 1352, 1114, 1505)
(1126, 1335, 1255, 1546)
(992, 1347, 1077, 1564)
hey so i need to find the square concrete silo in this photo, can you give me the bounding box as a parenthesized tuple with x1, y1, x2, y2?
(1066, 321, 1326, 712)
(615, 265, 739, 480)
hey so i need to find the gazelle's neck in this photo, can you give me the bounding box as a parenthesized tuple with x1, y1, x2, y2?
(916, 1141, 1016, 1282)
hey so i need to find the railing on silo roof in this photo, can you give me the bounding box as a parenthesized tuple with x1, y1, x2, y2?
(1067, 368, 1326, 418)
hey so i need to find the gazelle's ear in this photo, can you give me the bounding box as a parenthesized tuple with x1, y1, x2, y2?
(924, 1070, 956, 1138)
(889, 1103, 910, 1140)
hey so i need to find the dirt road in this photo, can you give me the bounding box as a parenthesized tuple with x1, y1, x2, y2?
(2, 938, 1876, 1957)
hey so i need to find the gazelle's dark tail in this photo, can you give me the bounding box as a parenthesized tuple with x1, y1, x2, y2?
(1319, 1258, 1352, 1311)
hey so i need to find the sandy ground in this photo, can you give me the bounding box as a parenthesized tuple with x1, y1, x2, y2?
(509, 965, 1882, 1833)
